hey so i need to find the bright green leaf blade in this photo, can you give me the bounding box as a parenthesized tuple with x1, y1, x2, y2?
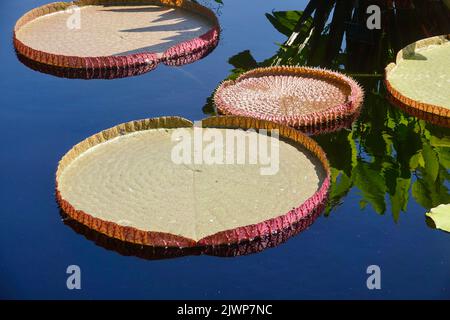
(430, 135, 450, 148)
(352, 162, 387, 214)
(426, 204, 450, 233)
(228, 50, 258, 70)
(436, 147, 450, 168)
(265, 11, 303, 37)
(390, 177, 410, 222)
(422, 144, 439, 182)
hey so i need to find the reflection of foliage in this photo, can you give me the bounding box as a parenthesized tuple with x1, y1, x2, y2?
(205, 0, 450, 221)
(215, 0, 450, 73)
(315, 81, 450, 220)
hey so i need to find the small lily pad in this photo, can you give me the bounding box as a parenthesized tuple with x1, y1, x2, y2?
(426, 204, 450, 233)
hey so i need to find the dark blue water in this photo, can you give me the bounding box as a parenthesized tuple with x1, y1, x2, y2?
(1, 0, 449, 299)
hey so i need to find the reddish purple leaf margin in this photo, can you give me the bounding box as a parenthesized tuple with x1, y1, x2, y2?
(13, 0, 220, 72)
(56, 116, 331, 249)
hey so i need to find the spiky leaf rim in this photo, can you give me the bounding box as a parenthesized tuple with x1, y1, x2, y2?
(61, 200, 325, 259)
(13, 0, 220, 74)
(385, 34, 450, 125)
(213, 66, 364, 132)
(56, 116, 331, 249)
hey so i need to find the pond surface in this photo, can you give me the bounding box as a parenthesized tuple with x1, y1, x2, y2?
(0, 0, 449, 299)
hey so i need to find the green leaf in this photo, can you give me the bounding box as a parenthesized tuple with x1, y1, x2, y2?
(382, 160, 399, 196)
(265, 11, 305, 37)
(390, 178, 410, 222)
(422, 144, 439, 182)
(334, 171, 353, 197)
(359, 200, 368, 210)
(426, 204, 450, 233)
(314, 129, 354, 177)
(202, 94, 216, 116)
(352, 162, 387, 214)
(412, 169, 450, 210)
(393, 123, 423, 176)
(324, 169, 353, 215)
(409, 152, 423, 170)
(436, 147, 450, 169)
(430, 135, 450, 148)
(412, 179, 432, 209)
(228, 50, 258, 70)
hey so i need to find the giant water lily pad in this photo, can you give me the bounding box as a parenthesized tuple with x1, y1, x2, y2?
(56, 116, 330, 248)
(385, 35, 450, 126)
(14, 0, 219, 76)
(214, 66, 364, 133)
(426, 204, 450, 233)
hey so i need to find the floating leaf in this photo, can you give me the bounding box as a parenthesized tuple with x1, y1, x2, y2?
(426, 204, 450, 233)
(213, 3, 450, 223)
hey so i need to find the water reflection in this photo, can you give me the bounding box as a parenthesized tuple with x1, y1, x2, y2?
(387, 90, 450, 128)
(16, 44, 218, 80)
(16, 39, 218, 80)
(316, 81, 450, 219)
(16, 53, 157, 80)
(204, 0, 450, 220)
(60, 201, 324, 259)
(57, 0, 449, 257)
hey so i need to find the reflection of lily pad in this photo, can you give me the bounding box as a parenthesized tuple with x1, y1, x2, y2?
(60, 202, 325, 259)
(426, 204, 450, 233)
(56, 116, 330, 249)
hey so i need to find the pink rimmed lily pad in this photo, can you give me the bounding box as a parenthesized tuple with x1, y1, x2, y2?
(56, 116, 330, 249)
(214, 66, 364, 133)
(14, 0, 220, 79)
